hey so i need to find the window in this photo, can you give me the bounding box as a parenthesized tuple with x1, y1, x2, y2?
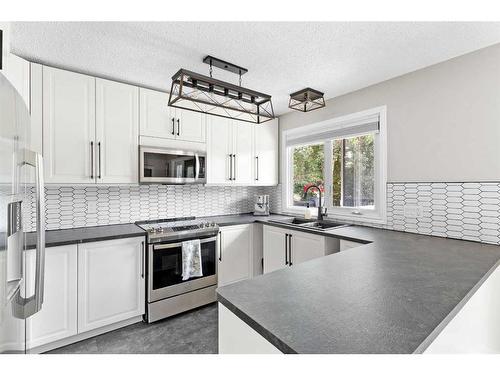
(332, 134, 374, 209)
(291, 144, 324, 207)
(283, 107, 386, 223)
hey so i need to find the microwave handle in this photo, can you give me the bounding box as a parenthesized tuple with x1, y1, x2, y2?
(195, 154, 200, 180)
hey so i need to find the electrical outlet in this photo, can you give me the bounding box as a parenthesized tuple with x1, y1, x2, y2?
(87, 201, 97, 214)
(403, 204, 423, 218)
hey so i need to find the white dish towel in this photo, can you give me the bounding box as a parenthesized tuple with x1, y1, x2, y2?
(181, 239, 203, 281)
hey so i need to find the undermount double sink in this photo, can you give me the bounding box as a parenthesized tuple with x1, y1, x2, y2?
(269, 217, 349, 231)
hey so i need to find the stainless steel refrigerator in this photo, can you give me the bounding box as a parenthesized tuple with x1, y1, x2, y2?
(0, 72, 46, 353)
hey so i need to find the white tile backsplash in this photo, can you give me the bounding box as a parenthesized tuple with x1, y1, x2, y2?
(385, 182, 500, 245)
(25, 184, 282, 231)
(24, 181, 499, 245)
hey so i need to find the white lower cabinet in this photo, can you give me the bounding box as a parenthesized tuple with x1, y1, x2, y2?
(262, 226, 288, 274)
(291, 231, 328, 265)
(263, 225, 339, 274)
(25, 237, 146, 351)
(26, 245, 78, 349)
(78, 237, 145, 333)
(218, 225, 253, 287)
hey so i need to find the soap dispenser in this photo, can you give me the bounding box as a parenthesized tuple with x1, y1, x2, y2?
(304, 203, 312, 220)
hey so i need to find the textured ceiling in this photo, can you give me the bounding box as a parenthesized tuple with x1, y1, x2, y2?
(10, 22, 500, 115)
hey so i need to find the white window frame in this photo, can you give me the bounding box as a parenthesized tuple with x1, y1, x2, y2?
(281, 106, 387, 224)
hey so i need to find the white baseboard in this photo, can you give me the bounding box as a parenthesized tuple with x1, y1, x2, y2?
(27, 315, 143, 354)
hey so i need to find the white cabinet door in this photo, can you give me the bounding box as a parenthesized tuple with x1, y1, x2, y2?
(218, 225, 253, 287)
(43, 66, 96, 183)
(207, 116, 232, 184)
(175, 108, 206, 143)
(25, 245, 78, 349)
(233, 121, 254, 184)
(96, 78, 139, 184)
(78, 238, 145, 333)
(139, 88, 176, 139)
(289, 230, 326, 266)
(263, 226, 288, 274)
(254, 118, 278, 185)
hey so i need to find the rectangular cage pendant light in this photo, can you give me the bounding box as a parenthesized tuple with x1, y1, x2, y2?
(289, 87, 325, 112)
(168, 56, 275, 124)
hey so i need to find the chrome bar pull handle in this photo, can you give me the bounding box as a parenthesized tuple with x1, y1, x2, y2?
(232, 154, 236, 181)
(219, 231, 222, 262)
(141, 241, 145, 279)
(255, 156, 259, 181)
(90, 141, 94, 179)
(228, 154, 233, 181)
(285, 234, 288, 265)
(97, 142, 102, 179)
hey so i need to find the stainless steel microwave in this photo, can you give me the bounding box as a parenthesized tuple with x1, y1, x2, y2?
(139, 146, 206, 184)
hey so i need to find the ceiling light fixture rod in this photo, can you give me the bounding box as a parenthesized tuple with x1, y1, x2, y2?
(203, 55, 248, 76)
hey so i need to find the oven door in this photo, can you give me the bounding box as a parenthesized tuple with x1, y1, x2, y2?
(139, 147, 206, 184)
(148, 236, 217, 303)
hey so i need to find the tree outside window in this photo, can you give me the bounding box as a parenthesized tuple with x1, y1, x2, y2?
(292, 144, 324, 207)
(291, 134, 374, 210)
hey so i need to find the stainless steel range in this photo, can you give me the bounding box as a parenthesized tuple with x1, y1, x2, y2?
(136, 217, 219, 323)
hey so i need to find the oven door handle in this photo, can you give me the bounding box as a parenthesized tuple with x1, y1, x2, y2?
(152, 236, 218, 250)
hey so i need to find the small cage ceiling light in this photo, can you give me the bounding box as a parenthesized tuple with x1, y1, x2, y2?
(168, 56, 275, 124)
(288, 88, 325, 112)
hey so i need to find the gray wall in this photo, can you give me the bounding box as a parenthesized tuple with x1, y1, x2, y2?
(279, 43, 500, 183)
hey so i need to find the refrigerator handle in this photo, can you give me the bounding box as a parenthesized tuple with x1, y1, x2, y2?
(33, 152, 46, 313)
(13, 151, 45, 319)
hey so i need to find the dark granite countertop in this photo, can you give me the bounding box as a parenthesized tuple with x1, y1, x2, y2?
(216, 224, 500, 354)
(26, 223, 146, 249)
(26, 213, 291, 249)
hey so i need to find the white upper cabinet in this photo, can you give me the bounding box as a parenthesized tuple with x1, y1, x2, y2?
(207, 116, 233, 184)
(139, 88, 176, 140)
(43, 66, 96, 184)
(96, 78, 139, 184)
(139, 88, 206, 143)
(206, 117, 278, 186)
(254, 118, 278, 185)
(232, 121, 255, 184)
(43, 67, 140, 184)
(175, 107, 206, 143)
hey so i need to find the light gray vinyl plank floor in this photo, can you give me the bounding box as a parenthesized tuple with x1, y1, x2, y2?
(46, 303, 217, 354)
